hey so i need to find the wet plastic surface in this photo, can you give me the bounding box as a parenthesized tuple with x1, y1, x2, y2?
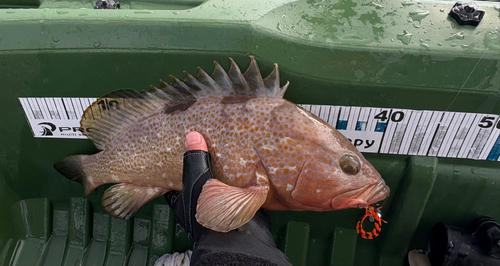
(1, 0, 500, 265)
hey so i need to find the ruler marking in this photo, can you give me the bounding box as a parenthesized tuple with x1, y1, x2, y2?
(68, 98, 78, 120)
(419, 111, 440, 156)
(401, 110, 421, 154)
(79, 98, 87, 120)
(467, 128, 485, 159)
(378, 109, 393, 154)
(394, 110, 412, 154)
(20, 98, 34, 120)
(329, 106, 339, 128)
(18, 98, 500, 161)
(32, 98, 45, 119)
(53, 98, 65, 120)
(26, 98, 38, 119)
(458, 114, 481, 158)
(487, 135, 500, 161)
(83, 98, 95, 120)
(31, 98, 44, 119)
(415, 111, 433, 155)
(347, 107, 359, 131)
(38, 98, 51, 120)
(43, 98, 53, 119)
(454, 114, 475, 158)
(326, 106, 332, 125)
(48, 98, 59, 119)
(432, 112, 454, 157)
(484, 131, 500, 160)
(479, 117, 500, 160)
(444, 113, 466, 157)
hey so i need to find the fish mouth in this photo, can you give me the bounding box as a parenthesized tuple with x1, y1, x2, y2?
(366, 182, 390, 205)
(330, 182, 390, 210)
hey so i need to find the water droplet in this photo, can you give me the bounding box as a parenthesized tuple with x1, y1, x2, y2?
(52, 37, 59, 42)
(450, 43, 457, 47)
(397, 30, 413, 45)
(445, 31, 465, 41)
(461, 44, 470, 48)
(390, 38, 394, 42)
(402, 0, 415, 6)
(437, 42, 443, 46)
(134, 11, 153, 14)
(414, 23, 420, 28)
(420, 43, 430, 49)
(368, 1, 383, 9)
(56, 10, 70, 15)
(439, 8, 445, 12)
(172, 11, 179, 15)
(409, 9, 430, 22)
(212, 4, 218, 8)
(6, 11, 15, 14)
(276, 22, 282, 31)
(39, 20, 45, 24)
(93, 41, 101, 48)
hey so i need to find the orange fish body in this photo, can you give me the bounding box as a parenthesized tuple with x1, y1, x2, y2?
(55, 57, 390, 232)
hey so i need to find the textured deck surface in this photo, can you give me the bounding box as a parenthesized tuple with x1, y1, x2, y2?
(3, 198, 177, 266)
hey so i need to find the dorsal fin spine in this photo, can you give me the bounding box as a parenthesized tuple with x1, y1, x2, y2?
(81, 56, 288, 150)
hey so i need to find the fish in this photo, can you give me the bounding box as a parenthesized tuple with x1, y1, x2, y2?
(54, 56, 390, 232)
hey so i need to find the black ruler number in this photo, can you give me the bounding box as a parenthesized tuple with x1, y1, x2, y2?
(375, 110, 405, 122)
(478, 116, 500, 129)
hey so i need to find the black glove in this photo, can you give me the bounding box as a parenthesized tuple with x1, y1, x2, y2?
(165, 150, 292, 266)
(165, 150, 212, 244)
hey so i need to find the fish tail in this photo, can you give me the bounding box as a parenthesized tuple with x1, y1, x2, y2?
(54, 155, 95, 196)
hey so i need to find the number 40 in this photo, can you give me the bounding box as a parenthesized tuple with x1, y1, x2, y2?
(374, 110, 404, 122)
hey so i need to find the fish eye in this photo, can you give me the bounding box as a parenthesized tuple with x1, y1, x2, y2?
(339, 154, 360, 175)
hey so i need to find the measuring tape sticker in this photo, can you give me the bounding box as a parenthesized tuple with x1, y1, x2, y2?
(19, 97, 96, 139)
(18, 97, 500, 161)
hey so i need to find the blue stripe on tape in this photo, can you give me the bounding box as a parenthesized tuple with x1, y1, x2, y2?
(337, 120, 348, 130)
(356, 121, 367, 131)
(375, 122, 387, 132)
(487, 135, 500, 161)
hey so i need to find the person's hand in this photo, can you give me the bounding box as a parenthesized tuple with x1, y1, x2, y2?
(165, 131, 212, 244)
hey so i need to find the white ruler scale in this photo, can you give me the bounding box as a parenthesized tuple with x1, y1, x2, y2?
(18, 97, 500, 162)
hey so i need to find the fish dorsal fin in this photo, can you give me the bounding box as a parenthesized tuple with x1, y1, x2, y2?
(81, 56, 288, 150)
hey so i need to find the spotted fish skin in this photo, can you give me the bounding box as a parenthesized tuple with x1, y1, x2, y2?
(55, 57, 390, 231)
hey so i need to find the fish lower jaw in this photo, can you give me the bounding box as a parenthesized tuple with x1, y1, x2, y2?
(330, 198, 368, 210)
(366, 182, 390, 205)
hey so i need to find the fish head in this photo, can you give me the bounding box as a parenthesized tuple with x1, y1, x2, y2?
(261, 102, 390, 211)
(289, 146, 389, 211)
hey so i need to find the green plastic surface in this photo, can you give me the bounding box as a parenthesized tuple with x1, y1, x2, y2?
(1, 0, 500, 265)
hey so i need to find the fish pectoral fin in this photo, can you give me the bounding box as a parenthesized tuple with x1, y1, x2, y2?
(102, 183, 169, 220)
(196, 178, 269, 233)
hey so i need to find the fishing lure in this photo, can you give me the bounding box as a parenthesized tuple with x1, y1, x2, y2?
(356, 205, 387, 239)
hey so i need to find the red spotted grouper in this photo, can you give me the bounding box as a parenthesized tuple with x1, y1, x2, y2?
(54, 57, 390, 232)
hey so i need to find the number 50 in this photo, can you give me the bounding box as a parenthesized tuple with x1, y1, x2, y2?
(478, 116, 500, 129)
